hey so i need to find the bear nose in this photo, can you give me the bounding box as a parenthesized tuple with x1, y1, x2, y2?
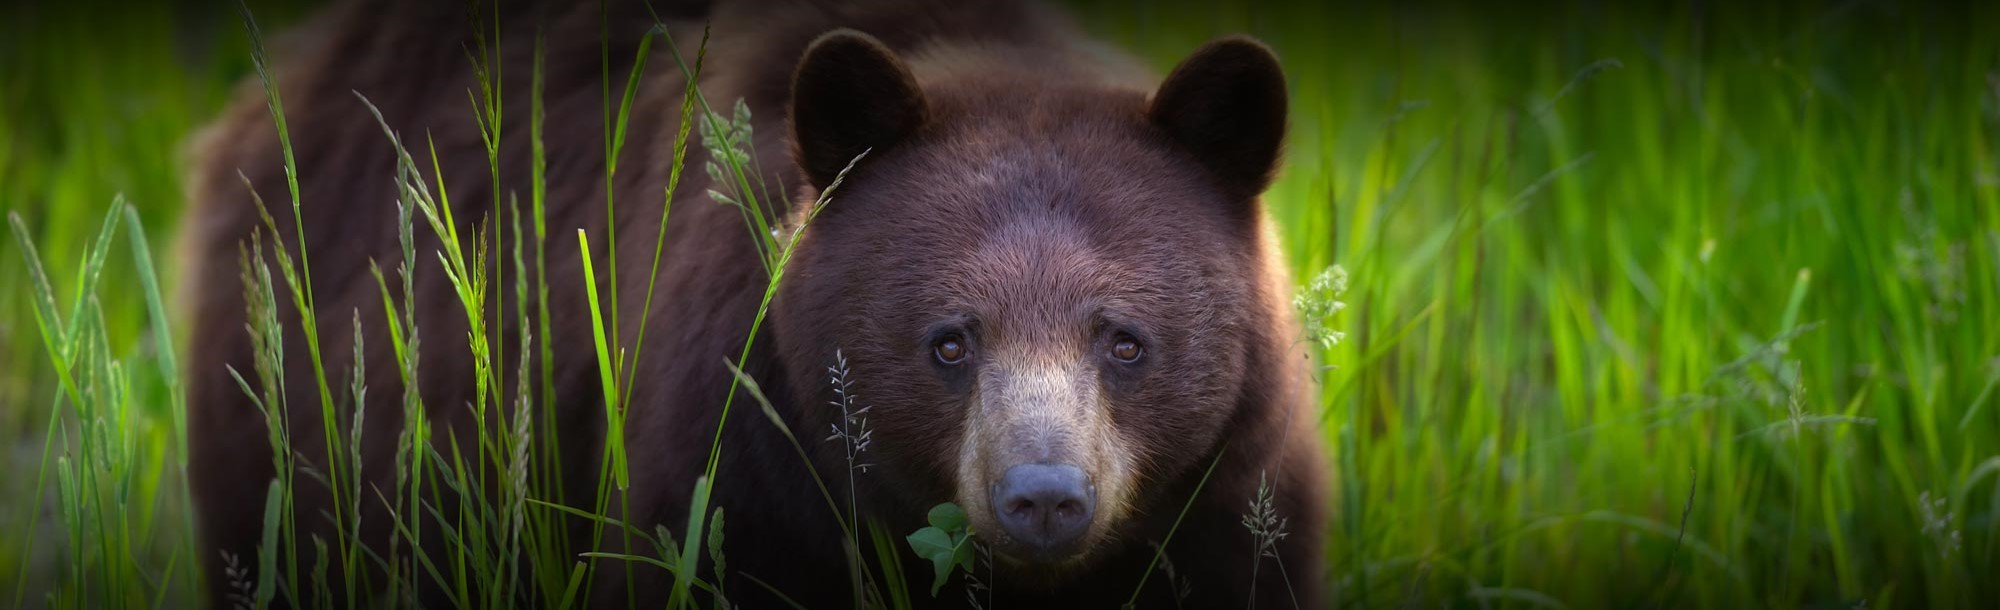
(991, 463, 1095, 557)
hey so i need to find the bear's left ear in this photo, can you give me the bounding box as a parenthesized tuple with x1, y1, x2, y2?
(790, 30, 928, 192)
(1148, 36, 1288, 203)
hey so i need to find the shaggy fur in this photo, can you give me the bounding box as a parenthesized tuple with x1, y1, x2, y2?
(182, 0, 1325, 607)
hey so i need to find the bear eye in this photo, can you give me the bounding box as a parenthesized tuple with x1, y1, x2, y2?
(1110, 336, 1143, 363)
(934, 335, 969, 365)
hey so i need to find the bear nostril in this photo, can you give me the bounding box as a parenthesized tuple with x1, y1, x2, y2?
(990, 463, 1095, 557)
(1055, 499, 1082, 517)
(1004, 497, 1035, 518)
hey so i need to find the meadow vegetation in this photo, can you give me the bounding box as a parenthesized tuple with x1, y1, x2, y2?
(2, 0, 1996, 608)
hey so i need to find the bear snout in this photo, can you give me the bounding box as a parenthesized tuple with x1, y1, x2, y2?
(990, 463, 1097, 559)
(955, 350, 1140, 567)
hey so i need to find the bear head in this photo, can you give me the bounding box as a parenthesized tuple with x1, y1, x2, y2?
(771, 30, 1288, 575)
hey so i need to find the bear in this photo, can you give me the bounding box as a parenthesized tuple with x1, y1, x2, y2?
(181, 0, 1326, 608)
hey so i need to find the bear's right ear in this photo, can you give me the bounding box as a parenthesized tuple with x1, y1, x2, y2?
(790, 30, 927, 192)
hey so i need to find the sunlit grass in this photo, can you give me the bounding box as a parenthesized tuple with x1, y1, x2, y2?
(1076, 1, 1999, 607)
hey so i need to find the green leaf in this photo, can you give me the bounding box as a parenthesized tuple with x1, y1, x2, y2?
(556, 562, 588, 610)
(905, 527, 955, 596)
(906, 527, 953, 558)
(655, 525, 682, 565)
(254, 479, 283, 609)
(927, 503, 968, 532)
(668, 476, 712, 609)
(576, 229, 628, 490)
(951, 533, 974, 574)
(906, 502, 977, 596)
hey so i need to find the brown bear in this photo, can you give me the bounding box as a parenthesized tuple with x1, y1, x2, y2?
(182, 0, 1325, 607)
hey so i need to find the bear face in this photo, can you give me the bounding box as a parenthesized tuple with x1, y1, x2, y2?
(771, 31, 1287, 576)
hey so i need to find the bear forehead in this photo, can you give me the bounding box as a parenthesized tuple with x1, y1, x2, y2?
(871, 122, 1235, 240)
(909, 82, 1213, 200)
(896, 212, 1227, 341)
(814, 84, 1253, 336)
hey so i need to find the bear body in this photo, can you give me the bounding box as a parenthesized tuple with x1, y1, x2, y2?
(183, 1, 1325, 607)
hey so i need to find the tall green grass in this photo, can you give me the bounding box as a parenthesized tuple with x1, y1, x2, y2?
(3, 0, 1997, 608)
(1079, 1, 1999, 607)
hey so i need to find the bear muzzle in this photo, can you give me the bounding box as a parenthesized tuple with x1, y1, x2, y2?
(957, 352, 1136, 567)
(990, 462, 1097, 560)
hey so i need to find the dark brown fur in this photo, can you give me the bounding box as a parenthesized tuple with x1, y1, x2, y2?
(183, 1, 1325, 607)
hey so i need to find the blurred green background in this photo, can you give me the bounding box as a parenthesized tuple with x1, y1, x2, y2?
(3, 0, 1997, 607)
